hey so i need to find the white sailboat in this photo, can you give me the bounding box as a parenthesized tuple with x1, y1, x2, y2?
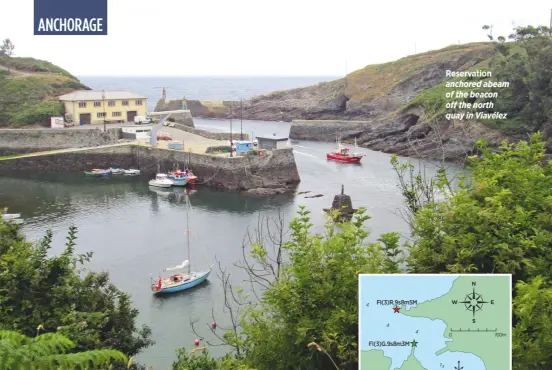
(151, 194, 213, 294)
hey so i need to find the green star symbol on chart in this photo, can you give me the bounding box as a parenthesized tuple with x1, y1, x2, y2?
(411, 339, 418, 347)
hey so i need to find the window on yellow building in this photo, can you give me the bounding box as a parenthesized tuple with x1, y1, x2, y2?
(94, 101, 101, 107)
(97, 112, 106, 118)
(112, 112, 121, 117)
(108, 101, 116, 107)
(136, 100, 143, 106)
(78, 102, 86, 108)
(122, 101, 129, 106)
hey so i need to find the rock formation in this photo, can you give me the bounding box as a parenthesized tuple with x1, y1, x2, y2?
(184, 43, 510, 161)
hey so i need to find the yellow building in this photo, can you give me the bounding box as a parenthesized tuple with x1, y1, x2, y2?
(58, 90, 148, 125)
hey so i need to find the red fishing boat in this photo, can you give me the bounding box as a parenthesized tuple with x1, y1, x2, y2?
(326, 139, 365, 163)
(169, 169, 197, 184)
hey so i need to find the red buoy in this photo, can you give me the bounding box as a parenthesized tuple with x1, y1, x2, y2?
(212, 321, 217, 329)
(194, 339, 200, 346)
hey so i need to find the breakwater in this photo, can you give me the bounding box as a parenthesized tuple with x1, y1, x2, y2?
(289, 120, 368, 142)
(0, 128, 122, 156)
(0, 145, 300, 193)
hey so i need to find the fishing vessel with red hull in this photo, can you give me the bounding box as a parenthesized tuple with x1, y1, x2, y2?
(326, 138, 365, 163)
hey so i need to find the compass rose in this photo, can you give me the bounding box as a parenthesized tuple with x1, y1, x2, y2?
(460, 286, 488, 317)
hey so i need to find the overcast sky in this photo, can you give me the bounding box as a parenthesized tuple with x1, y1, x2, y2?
(1, 0, 550, 76)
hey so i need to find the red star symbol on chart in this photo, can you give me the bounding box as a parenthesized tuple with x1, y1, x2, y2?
(393, 306, 400, 313)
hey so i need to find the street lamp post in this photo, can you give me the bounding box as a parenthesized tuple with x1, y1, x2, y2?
(229, 105, 233, 158)
(102, 90, 106, 132)
(240, 98, 243, 141)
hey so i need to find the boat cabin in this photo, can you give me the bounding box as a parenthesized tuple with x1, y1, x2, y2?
(156, 174, 169, 180)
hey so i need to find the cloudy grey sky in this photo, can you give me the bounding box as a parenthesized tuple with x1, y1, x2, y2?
(1, 0, 550, 76)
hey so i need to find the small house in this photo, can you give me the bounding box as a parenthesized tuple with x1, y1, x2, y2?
(256, 135, 289, 150)
(235, 140, 254, 155)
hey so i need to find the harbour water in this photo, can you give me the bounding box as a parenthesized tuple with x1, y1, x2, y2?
(0, 77, 456, 368)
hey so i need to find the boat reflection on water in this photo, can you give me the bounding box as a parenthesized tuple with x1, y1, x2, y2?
(148, 185, 198, 202)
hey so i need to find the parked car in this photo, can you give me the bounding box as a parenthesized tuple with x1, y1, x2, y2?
(134, 116, 152, 124)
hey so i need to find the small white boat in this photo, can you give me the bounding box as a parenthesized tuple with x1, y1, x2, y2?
(2, 213, 20, 220)
(149, 174, 173, 188)
(124, 169, 141, 176)
(108, 168, 125, 175)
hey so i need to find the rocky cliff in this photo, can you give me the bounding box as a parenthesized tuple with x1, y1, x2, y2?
(186, 43, 506, 160)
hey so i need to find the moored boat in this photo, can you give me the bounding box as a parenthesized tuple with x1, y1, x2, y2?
(123, 169, 141, 176)
(326, 137, 365, 163)
(108, 168, 125, 175)
(2, 213, 20, 220)
(326, 147, 364, 163)
(169, 175, 188, 187)
(84, 169, 112, 177)
(149, 174, 173, 188)
(169, 170, 197, 184)
(151, 193, 213, 294)
(1, 212, 23, 224)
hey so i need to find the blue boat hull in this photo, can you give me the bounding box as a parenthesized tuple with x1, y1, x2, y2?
(169, 177, 188, 186)
(154, 269, 211, 294)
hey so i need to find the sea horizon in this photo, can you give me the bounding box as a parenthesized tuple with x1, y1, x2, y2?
(79, 75, 340, 109)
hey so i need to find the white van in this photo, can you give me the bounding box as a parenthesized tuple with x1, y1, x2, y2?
(134, 116, 152, 124)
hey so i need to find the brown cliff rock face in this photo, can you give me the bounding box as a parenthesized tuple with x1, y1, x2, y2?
(186, 43, 510, 161)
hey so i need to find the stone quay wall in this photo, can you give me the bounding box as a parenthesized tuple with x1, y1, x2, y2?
(0, 128, 122, 156)
(0, 145, 300, 192)
(0, 145, 135, 171)
(133, 146, 297, 190)
(289, 120, 368, 142)
(171, 122, 249, 141)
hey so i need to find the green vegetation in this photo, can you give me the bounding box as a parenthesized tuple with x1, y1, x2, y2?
(169, 134, 552, 370)
(0, 220, 153, 369)
(3, 26, 552, 370)
(0, 72, 86, 127)
(346, 42, 495, 103)
(0, 38, 15, 57)
(0, 39, 88, 127)
(3, 134, 552, 370)
(0, 329, 128, 369)
(0, 55, 78, 79)
(404, 71, 490, 120)
(407, 25, 552, 136)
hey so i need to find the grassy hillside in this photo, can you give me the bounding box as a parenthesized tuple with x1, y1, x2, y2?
(187, 41, 499, 123)
(0, 56, 88, 127)
(345, 42, 496, 104)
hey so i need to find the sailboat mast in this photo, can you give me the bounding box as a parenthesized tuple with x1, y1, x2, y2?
(186, 194, 191, 274)
(240, 98, 243, 140)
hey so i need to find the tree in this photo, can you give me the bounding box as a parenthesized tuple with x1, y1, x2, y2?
(393, 133, 552, 369)
(0, 218, 153, 368)
(181, 208, 403, 370)
(0, 329, 128, 369)
(485, 25, 552, 135)
(0, 38, 14, 57)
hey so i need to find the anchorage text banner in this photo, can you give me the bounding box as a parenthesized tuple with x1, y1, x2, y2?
(34, 0, 108, 35)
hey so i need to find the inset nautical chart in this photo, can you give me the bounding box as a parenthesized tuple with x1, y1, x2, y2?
(359, 274, 512, 370)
